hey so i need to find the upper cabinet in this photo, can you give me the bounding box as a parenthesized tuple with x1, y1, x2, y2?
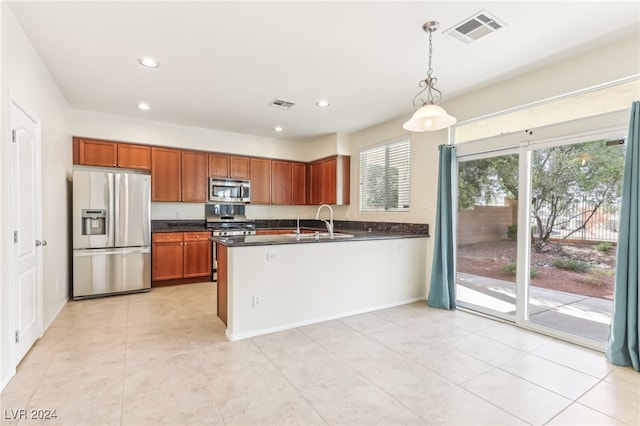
(291, 162, 307, 205)
(151, 147, 181, 201)
(152, 148, 208, 202)
(271, 160, 292, 205)
(250, 158, 271, 204)
(208, 154, 229, 178)
(181, 150, 209, 202)
(309, 155, 350, 205)
(118, 143, 152, 169)
(73, 136, 348, 206)
(73, 137, 150, 170)
(271, 160, 307, 205)
(230, 156, 251, 179)
(208, 154, 251, 179)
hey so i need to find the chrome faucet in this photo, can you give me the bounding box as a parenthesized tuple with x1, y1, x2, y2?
(315, 204, 334, 238)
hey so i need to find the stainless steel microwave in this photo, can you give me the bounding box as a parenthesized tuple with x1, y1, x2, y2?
(209, 178, 251, 203)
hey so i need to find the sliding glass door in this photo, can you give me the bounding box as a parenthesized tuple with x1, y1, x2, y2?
(526, 139, 624, 342)
(456, 137, 624, 345)
(456, 152, 519, 321)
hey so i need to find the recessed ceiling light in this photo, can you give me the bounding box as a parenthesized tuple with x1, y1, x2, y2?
(274, 126, 283, 132)
(137, 103, 151, 110)
(139, 57, 159, 68)
(316, 99, 330, 107)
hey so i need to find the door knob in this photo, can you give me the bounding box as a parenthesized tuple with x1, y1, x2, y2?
(36, 240, 47, 247)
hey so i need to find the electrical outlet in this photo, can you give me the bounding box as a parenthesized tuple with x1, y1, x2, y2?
(266, 252, 278, 261)
(253, 295, 262, 307)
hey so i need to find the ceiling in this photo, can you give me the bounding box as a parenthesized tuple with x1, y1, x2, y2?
(7, 1, 640, 142)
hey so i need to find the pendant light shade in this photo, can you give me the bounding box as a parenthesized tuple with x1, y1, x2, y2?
(403, 21, 456, 132)
(403, 104, 457, 132)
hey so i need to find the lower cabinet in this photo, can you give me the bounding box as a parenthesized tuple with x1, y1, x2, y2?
(152, 231, 212, 286)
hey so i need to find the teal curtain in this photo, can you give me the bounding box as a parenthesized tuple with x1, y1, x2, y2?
(428, 144, 457, 310)
(606, 101, 640, 371)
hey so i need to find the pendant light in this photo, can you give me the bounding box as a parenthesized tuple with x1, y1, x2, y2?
(403, 21, 457, 132)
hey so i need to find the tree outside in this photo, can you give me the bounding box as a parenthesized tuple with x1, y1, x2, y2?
(531, 140, 624, 252)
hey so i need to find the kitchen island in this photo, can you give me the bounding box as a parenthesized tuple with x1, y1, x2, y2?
(212, 228, 429, 341)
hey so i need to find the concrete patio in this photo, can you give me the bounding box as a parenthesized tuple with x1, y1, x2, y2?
(457, 272, 612, 342)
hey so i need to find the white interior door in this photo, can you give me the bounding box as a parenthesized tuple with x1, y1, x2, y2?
(10, 99, 43, 363)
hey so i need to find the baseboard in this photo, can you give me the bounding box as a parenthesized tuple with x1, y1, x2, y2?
(42, 296, 69, 336)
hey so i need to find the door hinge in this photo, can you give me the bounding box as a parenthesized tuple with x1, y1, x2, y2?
(13, 231, 18, 243)
(15, 331, 19, 343)
(11, 129, 17, 143)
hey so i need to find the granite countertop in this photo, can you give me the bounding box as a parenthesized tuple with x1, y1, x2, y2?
(152, 219, 430, 245)
(210, 227, 428, 247)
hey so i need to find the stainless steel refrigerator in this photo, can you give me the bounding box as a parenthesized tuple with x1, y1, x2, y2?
(72, 168, 151, 299)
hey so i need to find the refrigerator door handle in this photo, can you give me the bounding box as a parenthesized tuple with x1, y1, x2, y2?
(114, 173, 121, 246)
(73, 247, 150, 257)
(107, 172, 116, 247)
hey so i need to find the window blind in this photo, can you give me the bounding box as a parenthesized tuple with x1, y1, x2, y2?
(360, 138, 410, 212)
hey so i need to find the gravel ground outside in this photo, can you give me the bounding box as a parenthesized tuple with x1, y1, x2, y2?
(457, 240, 616, 300)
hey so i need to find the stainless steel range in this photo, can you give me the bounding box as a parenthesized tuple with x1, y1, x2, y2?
(205, 204, 256, 281)
(205, 203, 256, 236)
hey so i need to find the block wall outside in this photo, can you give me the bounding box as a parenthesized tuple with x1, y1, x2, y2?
(457, 205, 515, 245)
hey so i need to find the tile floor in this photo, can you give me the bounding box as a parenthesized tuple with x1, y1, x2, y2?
(0, 282, 637, 426)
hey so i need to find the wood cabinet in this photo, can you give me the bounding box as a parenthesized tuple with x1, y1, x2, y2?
(271, 160, 307, 205)
(310, 161, 322, 205)
(208, 154, 229, 178)
(151, 147, 181, 201)
(250, 158, 271, 204)
(74, 138, 117, 167)
(118, 143, 151, 170)
(209, 154, 251, 179)
(151, 233, 184, 281)
(292, 162, 307, 205)
(230, 156, 251, 179)
(73, 137, 151, 170)
(152, 148, 207, 202)
(183, 232, 212, 277)
(152, 231, 212, 285)
(181, 151, 208, 202)
(309, 155, 350, 205)
(271, 160, 292, 205)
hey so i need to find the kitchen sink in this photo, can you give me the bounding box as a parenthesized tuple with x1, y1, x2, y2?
(284, 232, 354, 240)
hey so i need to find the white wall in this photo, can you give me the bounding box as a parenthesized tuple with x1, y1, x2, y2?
(70, 109, 344, 221)
(226, 237, 428, 340)
(1, 3, 71, 389)
(70, 108, 310, 161)
(446, 34, 640, 125)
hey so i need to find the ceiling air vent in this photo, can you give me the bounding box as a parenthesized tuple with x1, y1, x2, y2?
(446, 10, 505, 44)
(268, 99, 296, 110)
